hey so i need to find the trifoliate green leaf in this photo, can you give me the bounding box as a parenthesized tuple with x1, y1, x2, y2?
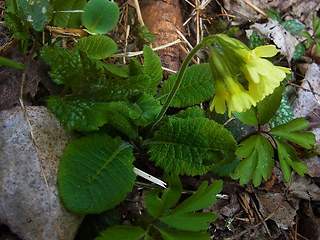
(257, 86, 285, 125)
(281, 20, 305, 35)
(269, 118, 316, 149)
(273, 138, 308, 182)
(47, 96, 109, 132)
(292, 43, 305, 60)
(81, 0, 119, 34)
(233, 135, 274, 187)
(95, 226, 146, 240)
(160, 180, 222, 231)
(249, 30, 265, 50)
(143, 45, 163, 95)
(157, 228, 210, 240)
(146, 174, 182, 219)
(175, 106, 207, 119)
(52, 0, 86, 28)
(269, 94, 294, 128)
(75, 35, 118, 59)
(158, 64, 214, 107)
(145, 118, 236, 175)
(58, 134, 135, 213)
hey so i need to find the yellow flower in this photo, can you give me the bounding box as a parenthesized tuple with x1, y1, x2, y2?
(210, 80, 230, 114)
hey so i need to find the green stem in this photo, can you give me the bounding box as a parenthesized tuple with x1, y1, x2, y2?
(150, 36, 217, 131)
(12, 0, 19, 15)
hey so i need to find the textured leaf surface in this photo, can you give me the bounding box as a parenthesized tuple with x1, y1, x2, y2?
(269, 94, 294, 128)
(281, 20, 305, 35)
(142, 45, 163, 95)
(292, 43, 305, 60)
(47, 96, 109, 132)
(157, 228, 210, 240)
(160, 180, 222, 231)
(274, 138, 308, 182)
(158, 64, 214, 107)
(175, 106, 207, 119)
(58, 135, 135, 213)
(257, 86, 284, 125)
(81, 0, 119, 34)
(269, 118, 315, 149)
(75, 35, 118, 59)
(52, 0, 86, 28)
(4, 12, 30, 40)
(145, 118, 237, 175)
(146, 174, 182, 219)
(249, 30, 265, 49)
(95, 226, 145, 240)
(233, 135, 274, 187)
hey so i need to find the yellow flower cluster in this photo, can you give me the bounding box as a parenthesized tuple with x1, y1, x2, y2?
(209, 35, 290, 117)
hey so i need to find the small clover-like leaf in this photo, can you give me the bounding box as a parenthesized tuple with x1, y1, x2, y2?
(269, 118, 316, 149)
(233, 135, 274, 187)
(58, 134, 135, 213)
(273, 138, 308, 182)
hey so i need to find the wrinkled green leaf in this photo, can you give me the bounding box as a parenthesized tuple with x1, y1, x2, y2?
(102, 62, 129, 78)
(233, 135, 274, 187)
(158, 64, 214, 107)
(273, 138, 308, 182)
(95, 226, 146, 240)
(267, 8, 281, 22)
(146, 174, 182, 219)
(157, 228, 210, 240)
(58, 134, 135, 213)
(257, 86, 285, 125)
(249, 30, 265, 49)
(82, 0, 119, 34)
(160, 180, 222, 231)
(75, 35, 118, 59)
(145, 118, 236, 175)
(0, 56, 26, 69)
(52, 0, 86, 28)
(175, 106, 207, 119)
(282, 20, 305, 35)
(47, 96, 108, 132)
(143, 45, 163, 95)
(292, 43, 305, 60)
(269, 118, 315, 149)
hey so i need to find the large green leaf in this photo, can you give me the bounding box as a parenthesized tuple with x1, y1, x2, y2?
(17, 0, 51, 31)
(175, 106, 207, 119)
(233, 106, 258, 125)
(95, 226, 146, 240)
(273, 138, 308, 182)
(232, 135, 274, 187)
(145, 118, 237, 175)
(75, 35, 118, 59)
(4, 12, 30, 40)
(269, 118, 315, 149)
(158, 64, 214, 107)
(145, 174, 182, 219)
(52, 0, 86, 28)
(257, 85, 285, 125)
(160, 180, 222, 231)
(157, 228, 210, 240)
(142, 45, 163, 95)
(58, 134, 135, 213)
(81, 0, 119, 34)
(47, 96, 109, 132)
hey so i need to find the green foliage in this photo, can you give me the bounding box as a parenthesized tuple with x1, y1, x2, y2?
(4, 11, 30, 40)
(46, 96, 109, 132)
(233, 107, 258, 125)
(269, 118, 315, 149)
(0, 56, 26, 69)
(138, 25, 157, 43)
(249, 30, 265, 49)
(52, 0, 86, 28)
(158, 64, 214, 107)
(75, 35, 118, 59)
(292, 43, 305, 60)
(267, 8, 281, 22)
(175, 106, 207, 119)
(281, 20, 305, 35)
(300, 13, 320, 56)
(58, 134, 136, 213)
(145, 117, 237, 175)
(96, 175, 222, 240)
(81, 0, 119, 34)
(269, 94, 294, 128)
(232, 135, 274, 187)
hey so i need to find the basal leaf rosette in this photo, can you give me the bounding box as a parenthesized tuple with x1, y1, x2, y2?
(209, 34, 290, 116)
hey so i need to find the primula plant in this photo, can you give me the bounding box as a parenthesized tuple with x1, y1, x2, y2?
(2, 0, 317, 239)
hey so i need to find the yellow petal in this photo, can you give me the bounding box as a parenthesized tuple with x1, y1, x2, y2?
(253, 45, 278, 58)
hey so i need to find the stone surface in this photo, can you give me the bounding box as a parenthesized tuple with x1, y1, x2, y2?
(0, 106, 83, 240)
